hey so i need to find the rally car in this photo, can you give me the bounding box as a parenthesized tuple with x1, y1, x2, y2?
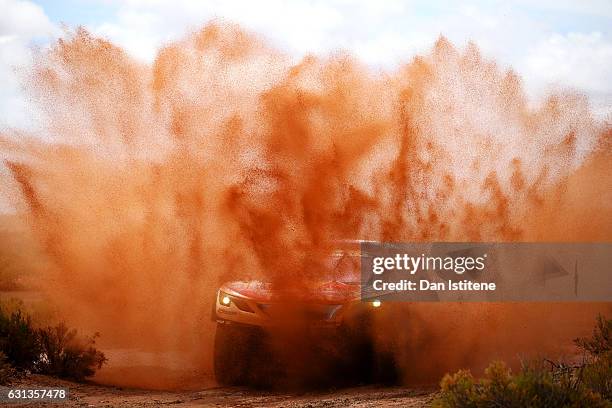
(211, 244, 397, 386)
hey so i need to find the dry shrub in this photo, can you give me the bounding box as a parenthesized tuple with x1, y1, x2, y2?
(0, 307, 40, 371)
(0, 305, 106, 381)
(576, 315, 612, 400)
(434, 316, 612, 407)
(434, 361, 606, 408)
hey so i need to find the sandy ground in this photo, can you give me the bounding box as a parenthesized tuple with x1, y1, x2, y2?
(7, 375, 437, 407)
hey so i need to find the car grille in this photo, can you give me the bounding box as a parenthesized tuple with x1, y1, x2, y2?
(257, 303, 341, 321)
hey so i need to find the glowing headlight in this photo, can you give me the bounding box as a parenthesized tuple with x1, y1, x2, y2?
(220, 292, 232, 306)
(371, 300, 381, 308)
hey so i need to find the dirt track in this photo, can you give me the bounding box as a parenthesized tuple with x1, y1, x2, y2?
(10, 375, 436, 407)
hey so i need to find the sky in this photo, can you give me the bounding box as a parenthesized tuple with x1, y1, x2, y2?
(0, 0, 611, 130)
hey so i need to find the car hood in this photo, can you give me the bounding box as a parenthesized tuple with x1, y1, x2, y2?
(224, 280, 360, 304)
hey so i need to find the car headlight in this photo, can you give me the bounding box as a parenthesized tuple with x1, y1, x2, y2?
(219, 291, 232, 306)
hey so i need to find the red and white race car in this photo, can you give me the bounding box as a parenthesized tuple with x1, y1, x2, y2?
(211, 243, 397, 386)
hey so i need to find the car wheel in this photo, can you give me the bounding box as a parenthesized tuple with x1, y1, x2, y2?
(214, 323, 251, 386)
(372, 349, 398, 385)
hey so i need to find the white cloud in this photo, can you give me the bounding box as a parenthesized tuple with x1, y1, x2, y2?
(0, 0, 55, 37)
(0, 0, 59, 130)
(522, 32, 612, 94)
(511, 0, 612, 19)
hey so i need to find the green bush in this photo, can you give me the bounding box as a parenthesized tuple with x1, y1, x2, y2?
(580, 352, 611, 401)
(575, 315, 612, 400)
(575, 315, 611, 357)
(0, 305, 106, 381)
(434, 315, 612, 408)
(434, 361, 606, 408)
(37, 323, 106, 381)
(0, 308, 41, 371)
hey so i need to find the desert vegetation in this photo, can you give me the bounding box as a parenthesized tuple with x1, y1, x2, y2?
(0, 300, 106, 383)
(434, 315, 612, 407)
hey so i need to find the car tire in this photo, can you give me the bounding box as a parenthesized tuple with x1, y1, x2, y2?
(213, 323, 251, 386)
(342, 316, 399, 385)
(372, 349, 398, 385)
